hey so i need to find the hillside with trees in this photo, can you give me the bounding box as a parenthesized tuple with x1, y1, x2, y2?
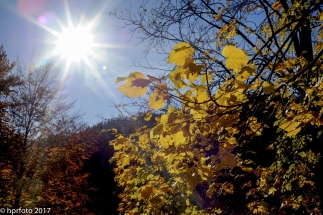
(0, 44, 125, 214)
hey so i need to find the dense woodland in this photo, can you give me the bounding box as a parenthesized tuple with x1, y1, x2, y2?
(0, 45, 130, 214)
(2, 0, 323, 214)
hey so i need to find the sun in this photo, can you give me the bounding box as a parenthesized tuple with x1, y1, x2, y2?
(54, 26, 94, 63)
(21, 0, 120, 80)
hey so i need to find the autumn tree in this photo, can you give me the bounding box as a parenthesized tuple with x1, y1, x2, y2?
(110, 0, 323, 214)
(9, 57, 76, 144)
(30, 129, 100, 214)
(0, 44, 23, 207)
(4, 56, 81, 208)
(35, 116, 149, 214)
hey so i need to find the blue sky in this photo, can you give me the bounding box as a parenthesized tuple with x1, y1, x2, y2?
(0, 0, 163, 125)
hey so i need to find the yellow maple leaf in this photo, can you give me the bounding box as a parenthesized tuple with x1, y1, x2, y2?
(279, 120, 302, 132)
(236, 65, 256, 81)
(174, 131, 187, 146)
(226, 136, 238, 145)
(121, 156, 130, 168)
(148, 91, 165, 110)
(268, 187, 277, 195)
(144, 111, 152, 121)
(160, 135, 172, 148)
(169, 69, 186, 88)
(206, 183, 217, 198)
(139, 185, 153, 200)
(168, 42, 194, 66)
(117, 72, 150, 98)
(263, 81, 275, 94)
(222, 45, 249, 71)
(190, 106, 208, 120)
(148, 84, 168, 110)
(196, 91, 209, 103)
(201, 72, 213, 84)
(110, 135, 128, 151)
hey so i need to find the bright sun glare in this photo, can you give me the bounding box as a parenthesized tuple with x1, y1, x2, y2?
(54, 26, 94, 63)
(22, 1, 121, 80)
(21, 0, 114, 80)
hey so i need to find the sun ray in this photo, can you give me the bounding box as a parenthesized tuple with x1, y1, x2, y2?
(85, 0, 109, 30)
(20, 14, 61, 37)
(92, 43, 129, 49)
(63, 0, 74, 28)
(83, 57, 97, 76)
(62, 60, 72, 82)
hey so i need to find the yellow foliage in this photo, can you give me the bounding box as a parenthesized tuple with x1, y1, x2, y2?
(148, 84, 168, 110)
(148, 91, 165, 110)
(168, 42, 194, 66)
(248, 117, 263, 135)
(206, 183, 218, 198)
(112, 40, 323, 215)
(201, 72, 213, 84)
(263, 81, 275, 94)
(139, 185, 153, 200)
(144, 111, 152, 121)
(121, 156, 130, 168)
(236, 65, 256, 81)
(117, 72, 150, 98)
(222, 45, 249, 71)
(110, 135, 128, 151)
(226, 136, 238, 145)
(174, 131, 187, 146)
(215, 88, 247, 106)
(169, 68, 187, 88)
(196, 91, 209, 103)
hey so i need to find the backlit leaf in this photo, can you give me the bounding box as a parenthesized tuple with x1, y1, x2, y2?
(263, 81, 275, 94)
(279, 120, 301, 132)
(131, 78, 151, 88)
(170, 69, 186, 88)
(121, 156, 130, 168)
(196, 91, 209, 103)
(139, 185, 153, 200)
(117, 72, 149, 98)
(148, 84, 168, 110)
(144, 111, 152, 121)
(222, 45, 249, 71)
(168, 42, 194, 66)
(174, 131, 186, 146)
(286, 127, 302, 137)
(236, 65, 256, 81)
(226, 136, 238, 145)
(148, 91, 165, 110)
(268, 187, 277, 195)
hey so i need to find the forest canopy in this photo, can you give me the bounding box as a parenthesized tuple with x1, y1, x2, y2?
(110, 0, 323, 214)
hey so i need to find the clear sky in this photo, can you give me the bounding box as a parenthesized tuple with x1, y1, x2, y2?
(0, 0, 162, 126)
